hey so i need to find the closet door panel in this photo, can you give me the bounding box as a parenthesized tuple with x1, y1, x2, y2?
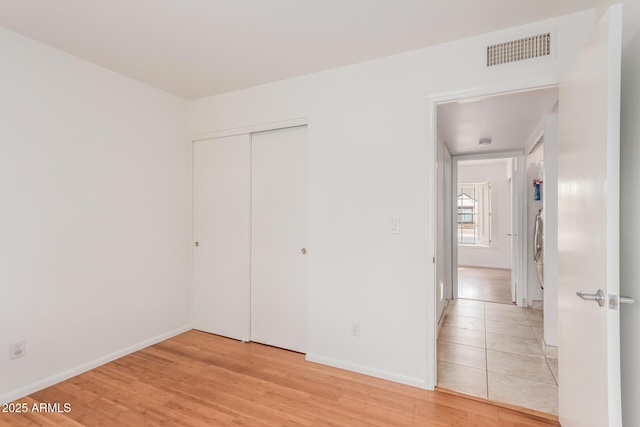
(251, 126, 307, 353)
(193, 134, 251, 341)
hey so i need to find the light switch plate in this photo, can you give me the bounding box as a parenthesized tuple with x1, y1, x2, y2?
(389, 217, 400, 235)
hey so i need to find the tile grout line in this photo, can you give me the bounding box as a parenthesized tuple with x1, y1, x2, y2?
(450, 298, 558, 414)
(535, 313, 560, 387)
(531, 311, 560, 408)
(527, 309, 560, 411)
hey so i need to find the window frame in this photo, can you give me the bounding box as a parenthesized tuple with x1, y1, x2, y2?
(456, 182, 492, 247)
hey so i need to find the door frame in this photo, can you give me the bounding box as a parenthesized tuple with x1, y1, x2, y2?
(428, 80, 558, 388)
(451, 151, 526, 307)
(192, 117, 308, 142)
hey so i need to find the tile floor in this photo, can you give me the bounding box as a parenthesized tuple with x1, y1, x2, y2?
(437, 298, 559, 415)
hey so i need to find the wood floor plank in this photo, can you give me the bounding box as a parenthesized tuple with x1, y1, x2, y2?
(0, 331, 559, 426)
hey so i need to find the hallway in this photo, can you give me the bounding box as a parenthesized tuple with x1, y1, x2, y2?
(437, 299, 558, 415)
(458, 266, 512, 304)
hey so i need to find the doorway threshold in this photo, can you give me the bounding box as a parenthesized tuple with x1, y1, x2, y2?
(435, 386, 559, 425)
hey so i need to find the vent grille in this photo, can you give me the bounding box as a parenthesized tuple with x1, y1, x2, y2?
(487, 33, 551, 67)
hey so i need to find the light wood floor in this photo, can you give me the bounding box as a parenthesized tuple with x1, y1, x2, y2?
(1, 331, 559, 426)
(458, 266, 513, 304)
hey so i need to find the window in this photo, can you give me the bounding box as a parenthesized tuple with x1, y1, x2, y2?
(457, 182, 491, 246)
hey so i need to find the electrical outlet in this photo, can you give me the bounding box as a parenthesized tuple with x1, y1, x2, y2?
(351, 322, 360, 337)
(10, 340, 25, 360)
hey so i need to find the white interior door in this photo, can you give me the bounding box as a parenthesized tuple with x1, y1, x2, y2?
(193, 134, 251, 341)
(558, 5, 622, 426)
(251, 126, 307, 353)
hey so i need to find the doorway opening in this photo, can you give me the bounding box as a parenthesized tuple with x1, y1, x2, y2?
(455, 158, 515, 305)
(434, 87, 560, 415)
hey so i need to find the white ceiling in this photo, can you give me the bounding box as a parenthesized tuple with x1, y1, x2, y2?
(437, 87, 559, 155)
(0, 0, 594, 99)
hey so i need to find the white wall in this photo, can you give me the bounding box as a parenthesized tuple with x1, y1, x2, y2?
(0, 27, 191, 403)
(188, 11, 594, 388)
(620, 0, 640, 424)
(457, 160, 512, 269)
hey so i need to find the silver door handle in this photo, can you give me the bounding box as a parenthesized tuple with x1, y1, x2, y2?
(507, 233, 517, 236)
(620, 296, 635, 304)
(576, 289, 605, 307)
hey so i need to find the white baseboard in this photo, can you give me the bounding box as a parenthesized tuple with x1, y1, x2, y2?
(305, 353, 428, 389)
(0, 325, 192, 405)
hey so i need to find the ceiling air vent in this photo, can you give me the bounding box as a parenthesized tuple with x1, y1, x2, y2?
(487, 33, 551, 67)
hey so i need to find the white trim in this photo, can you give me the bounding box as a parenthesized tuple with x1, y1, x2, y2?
(430, 80, 558, 106)
(191, 117, 308, 142)
(454, 150, 523, 161)
(189, 136, 195, 329)
(526, 118, 546, 155)
(606, 5, 623, 425)
(428, 96, 438, 389)
(515, 154, 528, 307)
(443, 143, 453, 303)
(305, 354, 429, 390)
(451, 157, 458, 301)
(0, 325, 192, 405)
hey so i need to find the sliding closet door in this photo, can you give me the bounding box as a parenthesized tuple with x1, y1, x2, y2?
(251, 126, 307, 353)
(193, 134, 250, 341)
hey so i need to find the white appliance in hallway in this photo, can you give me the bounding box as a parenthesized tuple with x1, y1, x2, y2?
(533, 208, 544, 288)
